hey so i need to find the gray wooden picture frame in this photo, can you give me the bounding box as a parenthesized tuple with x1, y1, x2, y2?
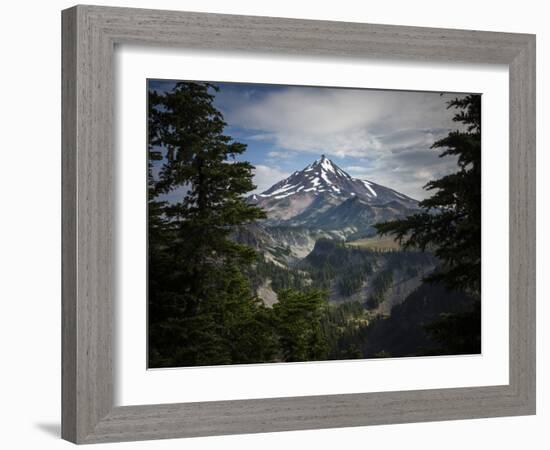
(61, 4, 536, 444)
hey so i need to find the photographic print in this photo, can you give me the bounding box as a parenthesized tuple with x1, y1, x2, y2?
(147, 80, 481, 368)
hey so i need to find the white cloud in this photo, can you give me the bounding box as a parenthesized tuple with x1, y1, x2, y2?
(345, 149, 458, 200)
(225, 87, 465, 159)
(219, 86, 472, 199)
(267, 150, 295, 159)
(251, 165, 290, 194)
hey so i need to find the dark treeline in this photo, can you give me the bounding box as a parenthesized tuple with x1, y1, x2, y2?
(148, 82, 274, 367)
(147, 82, 348, 367)
(148, 81, 481, 368)
(247, 256, 310, 293)
(375, 94, 482, 354)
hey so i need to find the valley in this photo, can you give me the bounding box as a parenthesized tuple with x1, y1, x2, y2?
(147, 81, 482, 366)
(236, 156, 438, 315)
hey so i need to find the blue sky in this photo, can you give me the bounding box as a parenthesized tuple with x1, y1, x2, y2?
(149, 79, 470, 200)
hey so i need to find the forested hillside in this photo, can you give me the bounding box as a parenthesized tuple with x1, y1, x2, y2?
(147, 81, 481, 368)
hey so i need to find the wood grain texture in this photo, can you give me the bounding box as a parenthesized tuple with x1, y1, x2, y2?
(508, 36, 536, 407)
(61, 4, 536, 444)
(62, 5, 114, 442)
(61, 7, 77, 443)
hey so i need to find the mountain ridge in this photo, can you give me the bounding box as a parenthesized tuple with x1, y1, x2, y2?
(249, 155, 418, 234)
(233, 156, 435, 309)
(252, 155, 417, 205)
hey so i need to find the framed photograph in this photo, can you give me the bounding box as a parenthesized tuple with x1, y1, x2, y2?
(62, 5, 536, 444)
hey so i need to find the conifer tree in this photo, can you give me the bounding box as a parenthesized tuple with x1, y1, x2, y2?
(375, 94, 481, 294)
(272, 289, 329, 362)
(147, 82, 272, 367)
(375, 94, 481, 355)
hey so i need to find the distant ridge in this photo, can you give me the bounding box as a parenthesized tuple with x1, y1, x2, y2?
(250, 155, 418, 230)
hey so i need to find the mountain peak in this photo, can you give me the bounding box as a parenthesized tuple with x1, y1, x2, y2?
(254, 155, 416, 211)
(257, 156, 347, 198)
(310, 154, 339, 173)
(250, 155, 418, 228)
(304, 155, 352, 180)
(257, 156, 352, 200)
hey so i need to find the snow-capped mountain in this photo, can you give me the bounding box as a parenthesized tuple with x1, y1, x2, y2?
(232, 156, 434, 310)
(250, 155, 418, 229)
(253, 155, 412, 203)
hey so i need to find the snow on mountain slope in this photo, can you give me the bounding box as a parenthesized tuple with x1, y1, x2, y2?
(250, 155, 418, 227)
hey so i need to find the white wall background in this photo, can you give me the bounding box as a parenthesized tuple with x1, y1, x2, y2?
(0, 1, 546, 448)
